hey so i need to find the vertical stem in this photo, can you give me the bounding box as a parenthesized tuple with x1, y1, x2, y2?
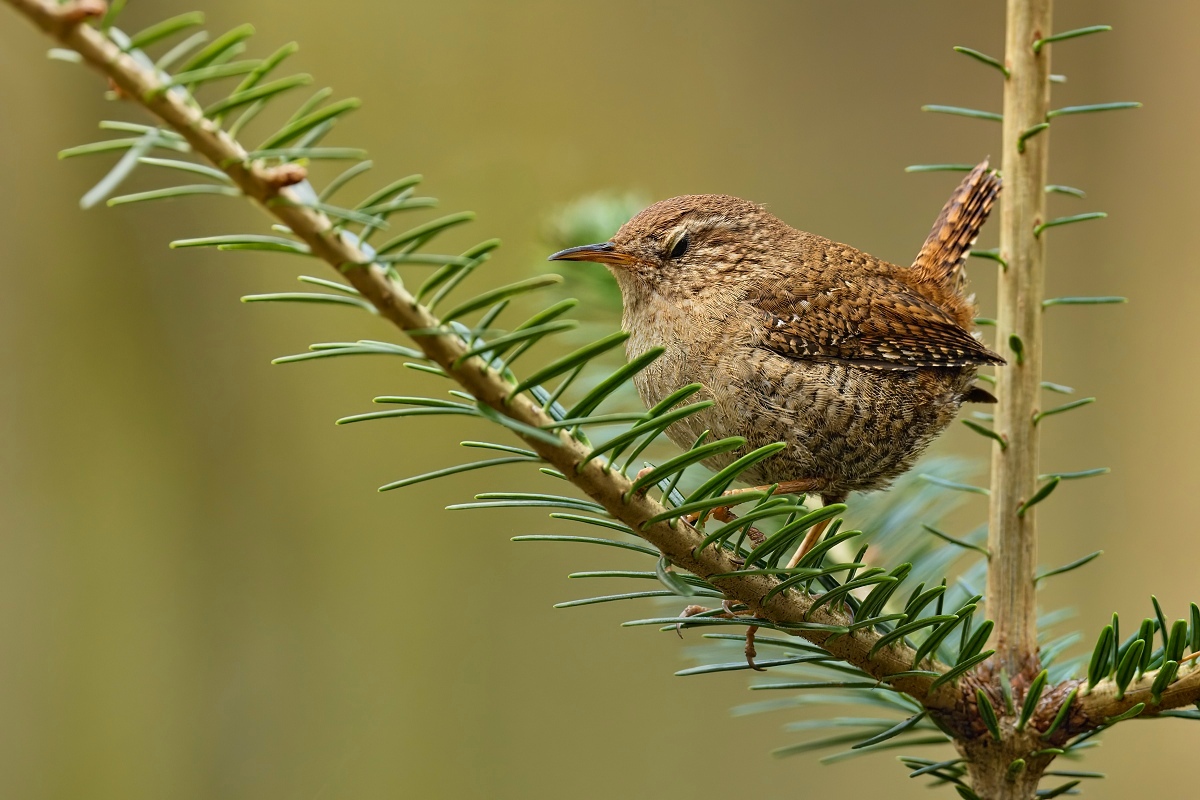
(988, 0, 1052, 678)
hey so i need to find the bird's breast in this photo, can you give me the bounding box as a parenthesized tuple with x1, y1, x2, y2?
(622, 290, 753, 435)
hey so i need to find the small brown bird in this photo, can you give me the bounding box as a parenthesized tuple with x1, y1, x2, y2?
(550, 162, 1003, 559)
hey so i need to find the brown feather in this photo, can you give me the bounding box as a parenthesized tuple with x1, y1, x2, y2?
(754, 269, 1005, 369)
(910, 160, 1002, 300)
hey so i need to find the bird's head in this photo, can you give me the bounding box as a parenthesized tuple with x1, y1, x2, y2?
(548, 194, 784, 296)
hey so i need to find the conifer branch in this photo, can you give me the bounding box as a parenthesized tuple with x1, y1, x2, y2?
(1071, 662, 1200, 731)
(2, 0, 966, 712)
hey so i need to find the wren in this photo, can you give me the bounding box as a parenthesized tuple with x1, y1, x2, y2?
(549, 162, 1003, 521)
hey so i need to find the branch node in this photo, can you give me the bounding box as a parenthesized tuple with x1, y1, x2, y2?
(259, 162, 308, 189)
(55, 0, 106, 24)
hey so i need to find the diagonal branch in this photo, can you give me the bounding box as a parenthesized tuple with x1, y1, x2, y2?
(6, 0, 970, 713)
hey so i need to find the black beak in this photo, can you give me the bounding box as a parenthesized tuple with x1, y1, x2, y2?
(547, 242, 637, 267)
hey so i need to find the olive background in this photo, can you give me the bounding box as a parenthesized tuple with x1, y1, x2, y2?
(0, 1, 1197, 797)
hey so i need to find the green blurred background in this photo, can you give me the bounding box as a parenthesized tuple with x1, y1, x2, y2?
(1, 1, 1196, 797)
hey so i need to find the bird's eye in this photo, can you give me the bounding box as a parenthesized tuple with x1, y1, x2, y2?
(668, 233, 690, 259)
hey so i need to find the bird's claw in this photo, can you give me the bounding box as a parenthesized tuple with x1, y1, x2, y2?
(676, 604, 714, 638)
(715, 600, 763, 671)
(744, 625, 765, 671)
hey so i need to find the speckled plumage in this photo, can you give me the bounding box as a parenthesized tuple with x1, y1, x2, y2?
(551, 162, 1004, 501)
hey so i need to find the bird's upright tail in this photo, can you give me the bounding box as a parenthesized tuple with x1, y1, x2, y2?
(910, 160, 1001, 293)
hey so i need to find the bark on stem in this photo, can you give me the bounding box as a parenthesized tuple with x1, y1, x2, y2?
(967, 0, 1056, 796)
(988, 0, 1052, 681)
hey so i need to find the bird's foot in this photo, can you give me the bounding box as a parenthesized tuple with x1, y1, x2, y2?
(631, 466, 656, 497)
(682, 478, 821, 529)
(722, 599, 765, 671)
(675, 604, 719, 638)
(682, 506, 738, 529)
(743, 624, 763, 671)
(783, 516, 836, 569)
(675, 601, 763, 671)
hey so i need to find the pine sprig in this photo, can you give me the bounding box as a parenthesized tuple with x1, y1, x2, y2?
(14, 0, 974, 714)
